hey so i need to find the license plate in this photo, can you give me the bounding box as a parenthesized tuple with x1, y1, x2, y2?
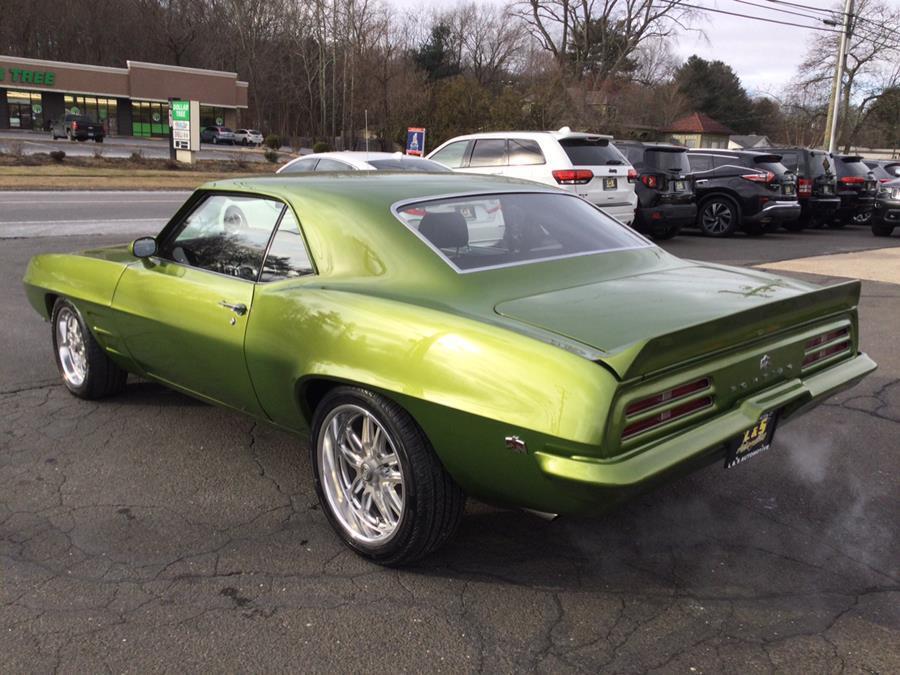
(674, 180, 686, 192)
(784, 184, 795, 195)
(725, 411, 778, 469)
(458, 206, 475, 219)
(88, 132, 94, 137)
(603, 177, 617, 190)
(823, 185, 833, 194)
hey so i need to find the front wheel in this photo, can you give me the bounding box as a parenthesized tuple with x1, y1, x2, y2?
(852, 211, 872, 226)
(872, 222, 895, 237)
(311, 386, 465, 565)
(699, 197, 739, 237)
(51, 298, 127, 399)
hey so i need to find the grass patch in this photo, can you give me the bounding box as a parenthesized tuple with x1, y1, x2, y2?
(0, 153, 279, 190)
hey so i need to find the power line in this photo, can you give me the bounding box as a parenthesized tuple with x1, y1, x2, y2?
(763, 0, 838, 17)
(673, 1, 843, 34)
(731, 0, 824, 22)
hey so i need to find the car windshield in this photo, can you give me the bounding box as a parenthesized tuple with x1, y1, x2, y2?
(394, 192, 650, 272)
(368, 158, 451, 173)
(559, 138, 627, 166)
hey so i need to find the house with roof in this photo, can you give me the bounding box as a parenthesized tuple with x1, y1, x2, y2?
(728, 134, 773, 149)
(663, 112, 735, 149)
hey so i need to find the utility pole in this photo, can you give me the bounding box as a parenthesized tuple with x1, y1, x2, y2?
(823, 0, 854, 153)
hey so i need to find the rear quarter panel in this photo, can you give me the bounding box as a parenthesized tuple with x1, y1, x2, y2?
(244, 282, 618, 496)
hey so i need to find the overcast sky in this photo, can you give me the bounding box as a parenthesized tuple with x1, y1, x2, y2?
(389, 0, 835, 98)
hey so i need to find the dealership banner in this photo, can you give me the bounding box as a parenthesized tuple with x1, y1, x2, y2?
(406, 127, 425, 156)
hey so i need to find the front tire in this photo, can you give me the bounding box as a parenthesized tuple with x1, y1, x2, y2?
(51, 299, 127, 399)
(311, 386, 465, 565)
(872, 222, 895, 237)
(699, 197, 740, 237)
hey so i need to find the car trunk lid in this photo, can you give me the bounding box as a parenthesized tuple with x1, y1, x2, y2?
(494, 264, 860, 380)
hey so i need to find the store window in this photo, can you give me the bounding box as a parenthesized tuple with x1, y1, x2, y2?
(200, 106, 227, 127)
(6, 91, 43, 130)
(63, 96, 118, 135)
(130, 101, 169, 137)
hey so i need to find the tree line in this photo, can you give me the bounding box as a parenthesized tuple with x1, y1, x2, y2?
(0, 0, 897, 152)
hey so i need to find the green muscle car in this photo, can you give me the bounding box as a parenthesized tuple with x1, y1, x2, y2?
(23, 174, 876, 564)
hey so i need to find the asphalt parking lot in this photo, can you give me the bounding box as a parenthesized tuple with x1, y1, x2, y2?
(1, 201, 898, 672)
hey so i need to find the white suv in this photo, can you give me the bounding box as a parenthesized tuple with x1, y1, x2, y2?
(426, 128, 638, 225)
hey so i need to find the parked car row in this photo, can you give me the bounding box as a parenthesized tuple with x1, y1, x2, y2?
(272, 129, 897, 240)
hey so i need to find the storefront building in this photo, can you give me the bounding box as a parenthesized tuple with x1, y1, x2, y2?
(0, 56, 248, 137)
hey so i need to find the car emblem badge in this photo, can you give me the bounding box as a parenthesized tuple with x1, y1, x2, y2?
(760, 354, 772, 371)
(505, 436, 528, 454)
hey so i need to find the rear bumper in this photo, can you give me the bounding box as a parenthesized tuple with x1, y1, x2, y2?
(745, 200, 801, 224)
(596, 202, 638, 225)
(534, 353, 876, 493)
(635, 203, 697, 233)
(801, 196, 840, 218)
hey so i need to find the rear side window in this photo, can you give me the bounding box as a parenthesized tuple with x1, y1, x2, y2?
(687, 154, 714, 172)
(559, 138, 626, 166)
(280, 158, 319, 173)
(470, 139, 508, 167)
(508, 139, 545, 166)
(367, 158, 450, 172)
(712, 155, 742, 169)
(315, 158, 353, 171)
(430, 141, 469, 168)
(260, 209, 315, 282)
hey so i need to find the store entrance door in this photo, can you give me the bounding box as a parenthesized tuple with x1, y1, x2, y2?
(7, 103, 33, 129)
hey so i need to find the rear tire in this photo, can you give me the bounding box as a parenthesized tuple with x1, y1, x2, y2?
(311, 386, 465, 565)
(652, 224, 681, 240)
(698, 197, 740, 237)
(50, 298, 127, 399)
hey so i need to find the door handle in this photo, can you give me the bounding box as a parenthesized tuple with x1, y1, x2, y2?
(695, 179, 709, 185)
(218, 301, 247, 316)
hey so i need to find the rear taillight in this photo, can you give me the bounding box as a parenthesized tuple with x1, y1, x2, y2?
(622, 377, 713, 441)
(802, 327, 851, 370)
(839, 176, 865, 185)
(627, 168, 637, 183)
(640, 174, 658, 189)
(741, 170, 775, 184)
(798, 178, 812, 197)
(552, 169, 593, 185)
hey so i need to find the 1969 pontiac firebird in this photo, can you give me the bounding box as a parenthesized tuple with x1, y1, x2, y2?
(24, 173, 876, 564)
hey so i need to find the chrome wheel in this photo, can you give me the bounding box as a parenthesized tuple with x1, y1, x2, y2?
(318, 404, 405, 544)
(701, 201, 734, 234)
(852, 211, 872, 225)
(56, 307, 87, 387)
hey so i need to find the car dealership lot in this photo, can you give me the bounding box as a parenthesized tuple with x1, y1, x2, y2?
(1, 200, 898, 671)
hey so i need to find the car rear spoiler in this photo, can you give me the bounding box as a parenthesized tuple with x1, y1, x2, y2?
(599, 280, 862, 381)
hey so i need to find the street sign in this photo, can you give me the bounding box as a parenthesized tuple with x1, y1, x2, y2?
(406, 127, 425, 156)
(171, 100, 191, 151)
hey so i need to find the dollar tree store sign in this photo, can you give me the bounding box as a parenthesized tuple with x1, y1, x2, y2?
(0, 67, 56, 86)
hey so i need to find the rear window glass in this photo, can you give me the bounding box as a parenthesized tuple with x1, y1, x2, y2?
(367, 158, 450, 173)
(646, 149, 691, 174)
(559, 138, 627, 166)
(835, 157, 871, 178)
(753, 159, 791, 176)
(394, 192, 649, 272)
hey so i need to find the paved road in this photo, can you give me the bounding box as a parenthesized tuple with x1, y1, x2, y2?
(0, 191, 187, 238)
(1, 211, 898, 671)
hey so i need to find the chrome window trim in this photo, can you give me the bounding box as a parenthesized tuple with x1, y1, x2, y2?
(390, 190, 654, 275)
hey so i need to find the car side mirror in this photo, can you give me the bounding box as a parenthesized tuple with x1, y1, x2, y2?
(130, 237, 157, 258)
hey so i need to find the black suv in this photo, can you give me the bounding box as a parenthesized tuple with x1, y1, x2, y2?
(686, 150, 800, 236)
(766, 147, 839, 229)
(872, 178, 900, 237)
(614, 141, 695, 240)
(832, 155, 877, 226)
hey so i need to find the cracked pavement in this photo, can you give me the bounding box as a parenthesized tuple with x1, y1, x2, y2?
(2, 227, 899, 673)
